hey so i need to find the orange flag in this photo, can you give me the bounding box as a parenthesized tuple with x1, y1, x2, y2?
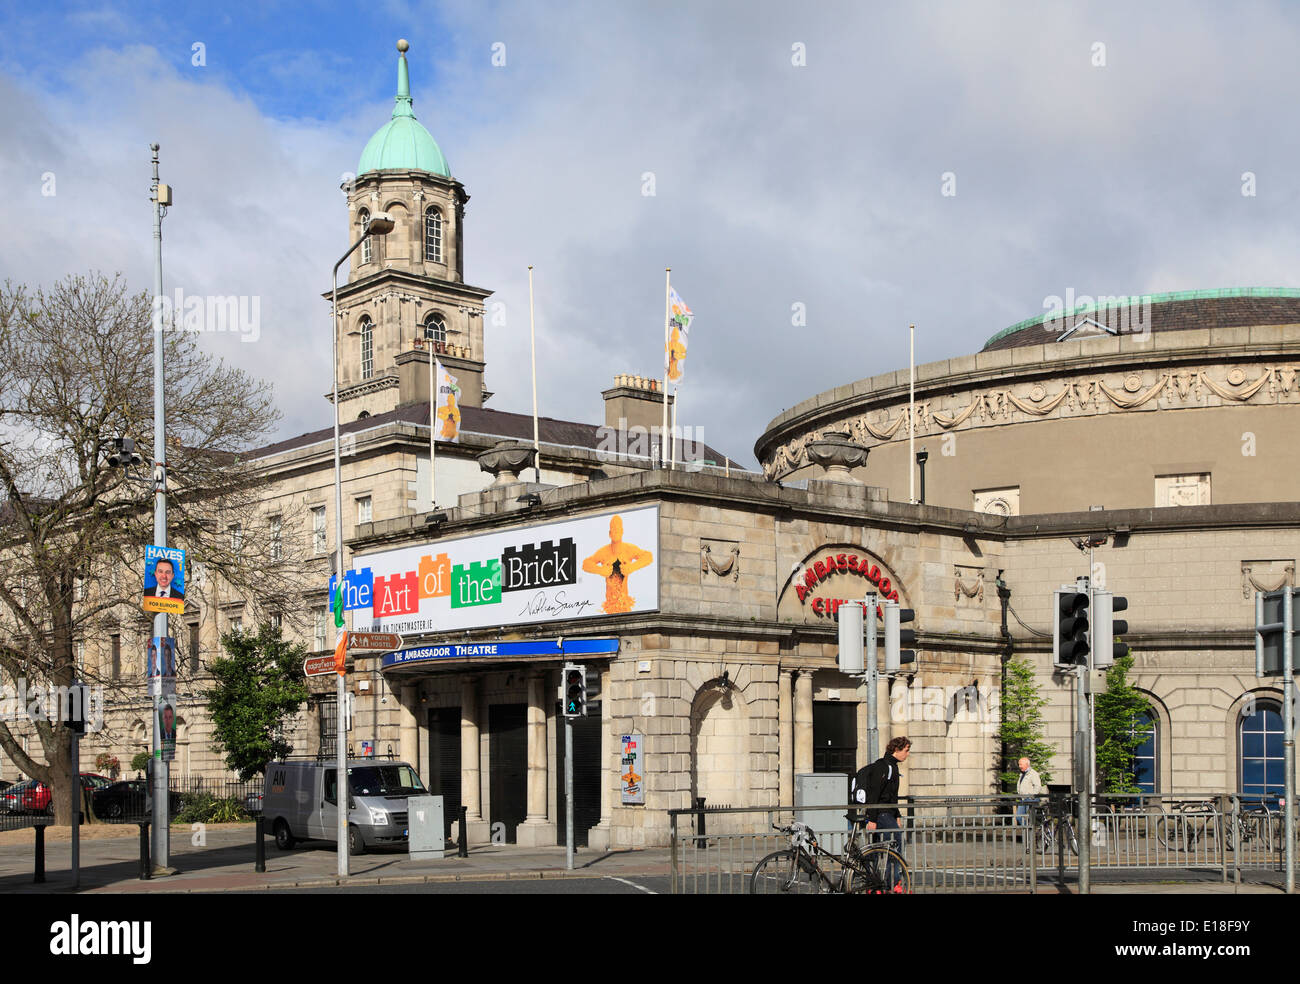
(334, 630, 348, 675)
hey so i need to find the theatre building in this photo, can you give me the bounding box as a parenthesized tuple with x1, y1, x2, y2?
(48, 41, 1300, 850)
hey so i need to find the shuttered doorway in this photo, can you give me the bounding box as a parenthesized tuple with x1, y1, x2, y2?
(427, 707, 461, 839)
(488, 704, 527, 843)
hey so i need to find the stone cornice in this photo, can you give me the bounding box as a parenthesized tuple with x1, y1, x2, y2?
(347, 468, 1300, 553)
(756, 323, 1300, 473)
(324, 268, 492, 304)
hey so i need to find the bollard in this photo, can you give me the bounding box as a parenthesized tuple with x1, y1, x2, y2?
(457, 805, 468, 858)
(255, 814, 266, 873)
(695, 796, 707, 849)
(138, 823, 151, 880)
(34, 824, 45, 884)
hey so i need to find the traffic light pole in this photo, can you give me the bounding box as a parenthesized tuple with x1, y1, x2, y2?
(865, 595, 878, 763)
(565, 717, 574, 871)
(1076, 662, 1091, 894)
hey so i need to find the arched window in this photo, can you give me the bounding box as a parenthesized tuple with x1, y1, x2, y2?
(359, 208, 372, 265)
(1129, 708, 1158, 794)
(425, 206, 442, 263)
(423, 312, 446, 346)
(359, 317, 373, 380)
(1240, 699, 1285, 802)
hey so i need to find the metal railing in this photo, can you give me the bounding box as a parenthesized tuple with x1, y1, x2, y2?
(668, 793, 1295, 893)
(669, 797, 1037, 894)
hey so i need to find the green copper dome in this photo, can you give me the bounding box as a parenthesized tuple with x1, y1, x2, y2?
(357, 40, 451, 177)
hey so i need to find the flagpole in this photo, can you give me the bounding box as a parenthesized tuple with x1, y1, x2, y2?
(670, 389, 678, 468)
(436, 340, 441, 506)
(909, 323, 916, 503)
(529, 265, 541, 483)
(661, 268, 671, 469)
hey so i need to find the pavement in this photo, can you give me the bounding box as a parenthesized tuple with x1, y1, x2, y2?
(0, 822, 1289, 894)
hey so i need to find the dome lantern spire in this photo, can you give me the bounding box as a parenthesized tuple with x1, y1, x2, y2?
(356, 38, 452, 177)
(393, 38, 414, 119)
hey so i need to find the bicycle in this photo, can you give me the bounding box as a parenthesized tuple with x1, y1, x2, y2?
(1155, 800, 1217, 852)
(1032, 802, 1078, 856)
(749, 821, 911, 894)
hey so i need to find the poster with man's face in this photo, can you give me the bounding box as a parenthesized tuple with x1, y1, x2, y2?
(143, 545, 186, 615)
(157, 698, 177, 761)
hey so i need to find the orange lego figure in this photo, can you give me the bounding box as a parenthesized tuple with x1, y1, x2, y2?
(666, 324, 687, 383)
(582, 515, 653, 614)
(438, 389, 460, 440)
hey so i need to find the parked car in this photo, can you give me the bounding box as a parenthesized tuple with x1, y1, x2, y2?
(0, 780, 37, 815)
(24, 774, 111, 815)
(92, 779, 182, 820)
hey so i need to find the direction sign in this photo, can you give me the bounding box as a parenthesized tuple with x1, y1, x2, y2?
(347, 631, 403, 654)
(303, 656, 337, 677)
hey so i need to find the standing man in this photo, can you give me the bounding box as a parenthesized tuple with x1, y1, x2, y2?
(850, 736, 911, 890)
(1015, 756, 1043, 827)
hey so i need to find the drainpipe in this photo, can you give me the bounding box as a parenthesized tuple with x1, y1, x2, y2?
(997, 577, 1012, 792)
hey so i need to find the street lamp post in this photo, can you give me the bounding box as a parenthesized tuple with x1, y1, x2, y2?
(330, 211, 394, 878)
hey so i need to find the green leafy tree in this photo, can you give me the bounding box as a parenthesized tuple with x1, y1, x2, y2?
(1094, 652, 1151, 794)
(996, 656, 1054, 790)
(205, 623, 309, 781)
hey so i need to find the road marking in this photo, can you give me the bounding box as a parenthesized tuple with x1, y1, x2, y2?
(604, 875, 656, 894)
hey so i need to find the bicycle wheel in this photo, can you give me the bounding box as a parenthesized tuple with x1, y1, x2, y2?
(1063, 821, 1079, 856)
(846, 844, 911, 894)
(1156, 816, 1181, 851)
(1038, 818, 1055, 854)
(749, 850, 822, 895)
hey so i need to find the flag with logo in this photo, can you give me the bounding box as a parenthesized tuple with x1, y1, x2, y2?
(665, 287, 692, 384)
(435, 359, 462, 443)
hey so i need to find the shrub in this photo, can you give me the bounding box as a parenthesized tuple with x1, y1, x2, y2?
(176, 792, 250, 824)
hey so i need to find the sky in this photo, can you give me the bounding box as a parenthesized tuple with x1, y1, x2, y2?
(3, 1, 1300, 469)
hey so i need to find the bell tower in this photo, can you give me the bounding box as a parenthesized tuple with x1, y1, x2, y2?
(329, 39, 492, 418)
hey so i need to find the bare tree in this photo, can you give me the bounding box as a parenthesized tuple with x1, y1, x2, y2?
(0, 272, 302, 823)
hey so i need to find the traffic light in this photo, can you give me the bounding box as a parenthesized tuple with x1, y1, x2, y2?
(562, 664, 587, 717)
(1091, 591, 1129, 669)
(883, 599, 916, 674)
(837, 601, 864, 674)
(1053, 589, 1090, 667)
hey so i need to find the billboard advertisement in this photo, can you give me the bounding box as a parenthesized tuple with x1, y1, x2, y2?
(335, 506, 659, 636)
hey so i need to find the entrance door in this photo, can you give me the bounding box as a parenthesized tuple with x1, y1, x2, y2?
(488, 704, 527, 843)
(427, 707, 462, 839)
(814, 702, 857, 776)
(555, 703, 602, 847)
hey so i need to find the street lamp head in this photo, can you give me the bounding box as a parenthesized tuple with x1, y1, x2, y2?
(365, 211, 396, 236)
(916, 447, 929, 465)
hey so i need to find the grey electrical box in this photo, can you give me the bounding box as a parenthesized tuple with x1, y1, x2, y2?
(795, 773, 849, 855)
(407, 795, 448, 861)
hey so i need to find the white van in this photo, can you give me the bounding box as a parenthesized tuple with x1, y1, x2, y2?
(263, 760, 430, 855)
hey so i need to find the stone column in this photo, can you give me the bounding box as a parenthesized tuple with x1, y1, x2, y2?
(398, 683, 419, 773)
(794, 670, 814, 778)
(588, 664, 615, 851)
(459, 676, 486, 842)
(516, 670, 556, 846)
(779, 669, 794, 806)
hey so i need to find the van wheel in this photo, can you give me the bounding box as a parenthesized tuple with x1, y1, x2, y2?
(274, 819, 295, 850)
(348, 825, 365, 856)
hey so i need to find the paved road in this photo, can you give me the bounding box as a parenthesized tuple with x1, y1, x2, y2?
(264, 874, 670, 894)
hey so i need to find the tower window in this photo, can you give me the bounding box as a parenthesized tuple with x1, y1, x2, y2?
(425, 206, 442, 263)
(360, 316, 374, 380)
(424, 312, 446, 347)
(359, 208, 372, 265)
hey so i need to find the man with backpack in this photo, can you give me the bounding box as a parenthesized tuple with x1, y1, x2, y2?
(849, 736, 911, 890)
